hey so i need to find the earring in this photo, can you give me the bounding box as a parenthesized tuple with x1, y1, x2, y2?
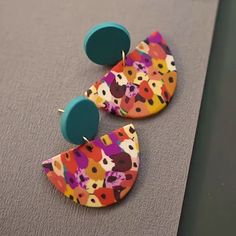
(85, 29, 177, 119)
(42, 96, 140, 207)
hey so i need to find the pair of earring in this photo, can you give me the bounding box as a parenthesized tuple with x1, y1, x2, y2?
(42, 22, 177, 208)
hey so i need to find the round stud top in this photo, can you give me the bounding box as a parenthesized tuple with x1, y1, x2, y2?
(84, 22, 130, 65)
(60, 96, 99, 145)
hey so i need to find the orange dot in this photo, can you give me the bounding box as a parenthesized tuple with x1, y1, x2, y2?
(54, 161, 61, 170)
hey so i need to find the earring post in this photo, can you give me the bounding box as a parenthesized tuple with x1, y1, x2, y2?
(83, 136, 93, 148)
(122, 50, 126, 66)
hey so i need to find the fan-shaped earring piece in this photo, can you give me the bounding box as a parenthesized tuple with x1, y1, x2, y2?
(42, 124, 139, 207)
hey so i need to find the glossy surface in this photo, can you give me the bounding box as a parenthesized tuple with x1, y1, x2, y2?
(43, 124, 139, 207)
(85, 31, 177, 119)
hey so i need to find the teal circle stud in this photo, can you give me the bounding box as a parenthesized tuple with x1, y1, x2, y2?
(84, 22, 130, 65)
(60, 96, 99, 145)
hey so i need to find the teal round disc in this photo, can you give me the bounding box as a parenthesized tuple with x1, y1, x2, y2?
(84, 22, 130, 65)
(60, 96, 99, 145)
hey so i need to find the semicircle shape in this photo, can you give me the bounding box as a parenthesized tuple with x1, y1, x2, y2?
(85, 31, 177, 119)
(42, 124, 139, 207)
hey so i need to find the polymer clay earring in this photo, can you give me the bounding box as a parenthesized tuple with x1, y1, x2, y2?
(85, 30, 177, 119)
(42, 96, 140, 207)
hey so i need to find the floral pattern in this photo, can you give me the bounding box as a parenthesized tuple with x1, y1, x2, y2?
(42, 124, 139, 207)
(85, 31, 177, 118)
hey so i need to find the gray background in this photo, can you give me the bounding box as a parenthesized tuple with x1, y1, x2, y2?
(0, 0, 218, 235)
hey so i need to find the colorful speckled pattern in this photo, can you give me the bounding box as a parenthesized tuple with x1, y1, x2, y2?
(42, 124, 139, 207)
(85, 31, 177, 118)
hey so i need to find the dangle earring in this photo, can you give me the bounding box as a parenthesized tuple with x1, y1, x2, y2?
(84, 23, 177, 118)
(42, 96, 140, 207)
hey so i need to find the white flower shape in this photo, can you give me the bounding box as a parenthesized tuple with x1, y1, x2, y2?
(113, 72, 128, 86)
(97, 82, 112, 101)
(136, 41, 150, 54)
(123, 124, 139, 149)
(166, 55, 176, 71)
(51, 156, 64, 177)
(99, 150, 115, 171)
(120, 139, 138, 157)
(148, 79, 163, 95)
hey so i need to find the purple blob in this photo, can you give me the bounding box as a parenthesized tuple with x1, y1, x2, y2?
(109, 133, 120, 144)
(147, 32, 162, 44)
(75, 168, 89, 189)
(125, 56, 134, 66)
(105, 171, 126, 188)
(102, 72, 115, 85)
(73, 148, 88, 169)
(125, 83, 139, 98)
(104, 102, 120, 115)
(133, 61, 147, 74)
(42, 160, 53, 174)
(94, 133, 122, 156)
(141, 53, 152, 67)
(65, 171, 78, 189)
